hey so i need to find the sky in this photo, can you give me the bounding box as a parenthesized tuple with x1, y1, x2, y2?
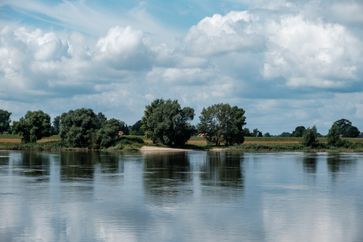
(0, 0, 362, 134)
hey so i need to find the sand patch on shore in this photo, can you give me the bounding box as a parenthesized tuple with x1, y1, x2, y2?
(140, 146, 189, 153)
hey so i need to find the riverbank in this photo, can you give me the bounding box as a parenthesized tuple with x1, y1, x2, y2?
(1, 135, 363, 153)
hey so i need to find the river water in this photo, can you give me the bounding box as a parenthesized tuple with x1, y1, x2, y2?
(0, 151, 363, 242)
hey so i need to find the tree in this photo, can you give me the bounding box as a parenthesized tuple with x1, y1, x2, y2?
(243, 128, 251, 137)
(60, 108, 101, 147)
(0, 109, 11, 133)
(142, 99, 194, 146)
(97, 112, 107, 127)
(327, 123, 344, 147)
(252, 128, 263, 137)
(52, 116, 61, 135)
(12, 111, 51, 143)
(302, 126, 318, 147)
(198, 103, 246, 146)
(129, 120, 144, 135)
(97, 118, 128, 148)
(292, 126, 306, 137)
(279, 132, 291, 137)
(264, 132, 271, 137)
(331, 119, 360, 137)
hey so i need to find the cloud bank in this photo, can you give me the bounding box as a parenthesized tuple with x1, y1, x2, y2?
(0, 0, 362, 133)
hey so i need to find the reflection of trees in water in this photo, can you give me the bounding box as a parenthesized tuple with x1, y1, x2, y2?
(143, 152, 191, 198)
(327, 154, 356, 175)
(302, 153, 318, 174)
(60, 152, 119, 180)
(201, 152, 244, 188)
(19, 152, 50, 178)
(0, 152, 10, 166)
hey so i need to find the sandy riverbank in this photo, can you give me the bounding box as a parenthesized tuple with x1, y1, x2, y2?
(140, 146, 191, 153)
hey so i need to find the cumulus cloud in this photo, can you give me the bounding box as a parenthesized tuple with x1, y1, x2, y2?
(95, 26, 153, 70)
(263, 15, 362, 88)
(1, 0, 363, 133)
(185, 11, 264, 56)
(0, 25, 155, 100)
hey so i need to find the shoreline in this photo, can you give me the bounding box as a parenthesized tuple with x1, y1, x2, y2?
(1, 143, 363, 153)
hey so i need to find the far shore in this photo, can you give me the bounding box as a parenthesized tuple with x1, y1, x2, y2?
(1, 135, 363, 153)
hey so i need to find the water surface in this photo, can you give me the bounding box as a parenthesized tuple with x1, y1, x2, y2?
(1, 151, 363, 242)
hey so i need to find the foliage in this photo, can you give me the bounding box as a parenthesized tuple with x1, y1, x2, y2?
(129, 120, 144, 135)
(60, 108, 101, 148)
(326, 123, 352, 147)
(52, 116, 61, 135)
(243, 128, 251, 136)
(252, 128, 263, 137)
(198, 103, 246, 146)
(279, 132, 292, 137)
(332, 119, 360, 137)
(302, 126, 318, 147)
(0, 109, 11, 133)
(292, 126, 306, 137)
(96, 118, 128, 148)
(12, 110, 51, 143)
(142, 99, 195, 146)
(264, 132, 271, 137)
(97, 112, 107, 127)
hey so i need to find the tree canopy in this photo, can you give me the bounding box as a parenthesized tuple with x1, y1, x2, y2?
(332, 119, 360, 137)
(96, 118, 128, 148)
(60, 108, 102, 147)
(142, 99, 195, 146)
(12, 110, 51, 143)
(52, 116, 61, 135)
(302, 126, 318, 147)
(292, 126, 306, 137)
(129, 120, 144, 135)
(198, 103, 246, 146)
(0, 109, 11, 133)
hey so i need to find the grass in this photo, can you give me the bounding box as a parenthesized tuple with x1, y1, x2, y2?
(1, 134, 363, 152)
(186, 136, 363, 152)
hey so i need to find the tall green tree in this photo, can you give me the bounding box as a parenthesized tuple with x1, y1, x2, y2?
(302, 126, 318, 147)
(292, 126, 306, 137)
(327, 123, 344, 147)
(243, 128, 251, 137)
(60, 108, 101, 147)
(331, 119, 360, 137)
(252, 128, 263, 137)
(96, 118, 128, 148)
(0, 109, 11, 133)
(52, 116, 61, 135)
(129, 120, 144, 135)
(12, 111, 51, 143)
(198, 103, 246, 146)
(142, 99, 194, 146)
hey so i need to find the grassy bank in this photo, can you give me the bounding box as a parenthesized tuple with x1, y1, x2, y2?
(1, 134, 363, 152)
(186, 136, 363, 152)
(0, 135, 144, 152)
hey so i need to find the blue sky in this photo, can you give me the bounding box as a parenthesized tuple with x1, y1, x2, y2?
(1, 0, 363, 134)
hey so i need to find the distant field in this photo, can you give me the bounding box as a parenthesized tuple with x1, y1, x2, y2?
(1, 134, 362, 148)
(188, 136, 363, 147)
(0, 134, 61, 144)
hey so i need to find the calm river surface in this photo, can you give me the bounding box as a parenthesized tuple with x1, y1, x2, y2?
(1, 151, 363, 242)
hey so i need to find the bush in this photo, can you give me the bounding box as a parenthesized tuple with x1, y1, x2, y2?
(302, 126, 318, 147)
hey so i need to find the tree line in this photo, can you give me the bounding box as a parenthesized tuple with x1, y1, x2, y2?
(0, 99, 361, 149)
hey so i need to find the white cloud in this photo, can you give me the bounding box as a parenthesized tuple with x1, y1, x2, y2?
(1, 1, 363, 133)
(95, 26, 153, 70)
(185, 11, 264, 56)
(263, 15, 362, 88)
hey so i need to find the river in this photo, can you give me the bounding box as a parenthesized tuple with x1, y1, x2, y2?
(0, 151, 363, 242)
